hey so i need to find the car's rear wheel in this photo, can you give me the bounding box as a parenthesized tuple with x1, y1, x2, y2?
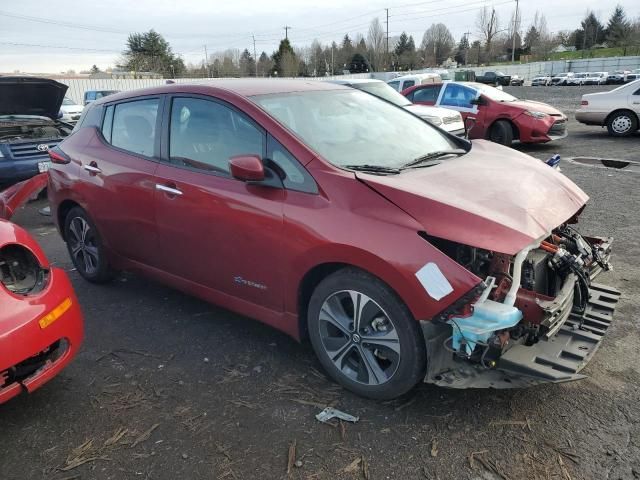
(489, 120, 514, 147)
(606, 111, 638, 137)
(307, 268, 426, 400)
(64, 207, 113, 283)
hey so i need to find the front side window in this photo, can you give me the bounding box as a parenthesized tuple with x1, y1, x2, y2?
(109, 98, 159, 157)
(413, 86, 441, 103)
(252, 89, 458, 170)
(169, 97, 264, 175)
(440, 84, 477, 109)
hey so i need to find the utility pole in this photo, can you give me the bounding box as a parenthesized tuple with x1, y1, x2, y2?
(283, 25, 291, 40)
(203, 45, 208, 77)
(385, 8, 389, 70)
(464, 31, 472, 65)
(511, 0, 519, 63)
(331, 44, 334, 75)
(252, 35, 258, 77)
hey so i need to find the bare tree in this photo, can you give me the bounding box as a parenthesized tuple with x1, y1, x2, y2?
(476, 6, 500, 63)
(367, 17, 385, 71)
(420, 23, 455, 66)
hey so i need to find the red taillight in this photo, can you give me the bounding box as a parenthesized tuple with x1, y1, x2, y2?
(581, 100, 589, 106)
(49, 149, 70, 164)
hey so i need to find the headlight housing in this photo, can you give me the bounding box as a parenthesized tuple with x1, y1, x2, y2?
(524, 110, 549, 119)
(421, 115, 443, 126)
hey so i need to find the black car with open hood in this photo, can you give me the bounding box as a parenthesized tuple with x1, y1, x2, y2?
(0, 77, 73, 186)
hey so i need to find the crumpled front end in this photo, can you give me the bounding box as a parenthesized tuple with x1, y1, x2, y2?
(421, 224, 620, 388)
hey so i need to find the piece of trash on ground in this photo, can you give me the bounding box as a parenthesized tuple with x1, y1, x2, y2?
(315, 407, 359, 423)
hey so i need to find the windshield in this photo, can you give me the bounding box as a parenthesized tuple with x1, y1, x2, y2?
(354, 82, 411, 107)
(471, 83, 517, 102)
(62, 97, 76, 105)
(252, 89, 459, 170)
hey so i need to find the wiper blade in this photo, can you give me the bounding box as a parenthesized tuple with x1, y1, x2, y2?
(343, 164, 401, 175)
(401, 149, 466, 169)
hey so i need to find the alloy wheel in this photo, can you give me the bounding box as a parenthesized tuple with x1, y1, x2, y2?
(67, 216, 99, 275)
(317, 290, 400, 386)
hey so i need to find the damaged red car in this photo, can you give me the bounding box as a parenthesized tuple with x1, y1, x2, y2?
(47, 80, 618, 400)
(0, 175, 83, 404)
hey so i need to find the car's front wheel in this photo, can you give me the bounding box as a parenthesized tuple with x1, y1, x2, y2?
(307, 268, 426, 400)
(64, 207, 114, 283)
(489, 120, 514, 147)
(606, 110, 638, 137)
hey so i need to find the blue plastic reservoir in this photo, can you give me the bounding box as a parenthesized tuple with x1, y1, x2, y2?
(448, 300, 523, 355)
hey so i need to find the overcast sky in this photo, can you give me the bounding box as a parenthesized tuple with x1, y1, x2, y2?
(1, 0, 638, 73)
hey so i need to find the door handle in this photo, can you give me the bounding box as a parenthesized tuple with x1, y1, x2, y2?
(155, 184, 183, 196)
(83, 164, 102, 173)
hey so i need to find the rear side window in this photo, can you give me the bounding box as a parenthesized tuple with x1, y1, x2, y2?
(402, 80, 415, 89)
(388, 81, 400, 91)
(413, 86, 441, 103)
(169, 97, 264, 175)
(107, 98, 159, 157)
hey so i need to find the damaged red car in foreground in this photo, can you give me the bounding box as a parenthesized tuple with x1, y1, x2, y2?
(0, 175, 83, 404)
(48, 80, 619, 400)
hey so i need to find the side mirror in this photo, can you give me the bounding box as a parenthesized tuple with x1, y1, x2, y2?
(470, 96, 486, 106)
(229, 155, 265, 182)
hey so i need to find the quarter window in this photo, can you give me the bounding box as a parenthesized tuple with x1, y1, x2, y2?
(108, 98, 159, 157)
(101, 105, 114, 142)
(267, 135, 317, 194)
(169, 97, 264, 175)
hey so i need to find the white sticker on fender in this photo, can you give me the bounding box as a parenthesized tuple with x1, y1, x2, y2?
(415, 263, 454, 301)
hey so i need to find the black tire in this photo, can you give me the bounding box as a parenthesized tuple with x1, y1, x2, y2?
(606, 110, 638, 137)
(307, 268, 426, 400)
(63, 206, 114, 283)
(489, 120, 514, 147)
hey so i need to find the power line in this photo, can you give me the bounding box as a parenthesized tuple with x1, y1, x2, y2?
(0, 40, 119, 53)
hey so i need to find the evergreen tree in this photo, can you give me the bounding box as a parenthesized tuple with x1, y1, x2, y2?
(454, 35, 470, 65)
(573, 12, 606, 50)
(606, 5, 631, 47)
(121, 29, 185, 77)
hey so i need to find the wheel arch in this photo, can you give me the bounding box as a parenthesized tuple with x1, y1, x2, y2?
(605, 109, 639, 129)
(57, 199, 82, 241)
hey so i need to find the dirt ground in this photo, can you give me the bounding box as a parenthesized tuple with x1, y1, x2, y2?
(1, 85, 639, 480)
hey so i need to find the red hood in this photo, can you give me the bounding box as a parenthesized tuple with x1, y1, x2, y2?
(357, 140, 588, 255)
(507, 99, 565, 116)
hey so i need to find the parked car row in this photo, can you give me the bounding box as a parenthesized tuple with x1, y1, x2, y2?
(532, 70, 640, 86)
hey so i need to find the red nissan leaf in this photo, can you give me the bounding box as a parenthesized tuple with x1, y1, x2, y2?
(48, 80, 618, 400)
(0, 175, 84, 404)
(402, 81, 568, 147)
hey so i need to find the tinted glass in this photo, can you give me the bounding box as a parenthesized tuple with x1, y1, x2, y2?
(387, 81, 400, 91)
(111, 98, 159, 157)
(253, 90, 457, 170)
(413, 86, 441, 103)
(402, 80, 415, 89)
(169, 97, 264, 175)
(440, 84, 477, 108)
(267, 135, 317, 193)
(101, 105, 114, 142)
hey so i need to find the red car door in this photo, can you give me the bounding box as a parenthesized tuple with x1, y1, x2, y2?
(75, 97, 162, 266)
(153, 95, 285, 312)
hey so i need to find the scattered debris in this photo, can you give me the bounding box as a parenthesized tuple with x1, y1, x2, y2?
(60, 439, 110, 472)
(430, 438, 438, 458)
(362, 455, 370, 479)
(204, 357, 209, 363)
(182, 453, 189, 460)
(315, 407, 359, 424)
(341, 457, 362, 474)
(294, 460, 303, 468)
(131, 423, 160, 448)
(287, 439, 297, 477)
(103, 427, 128, 447)
(468, 450, 510, 480)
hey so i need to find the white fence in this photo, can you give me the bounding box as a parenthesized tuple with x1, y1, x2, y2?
(57, 56, 640, 103)
(59, 73, 372, 104)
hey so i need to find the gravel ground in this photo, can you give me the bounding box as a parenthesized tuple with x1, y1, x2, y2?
(1, 86, 639, 480)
